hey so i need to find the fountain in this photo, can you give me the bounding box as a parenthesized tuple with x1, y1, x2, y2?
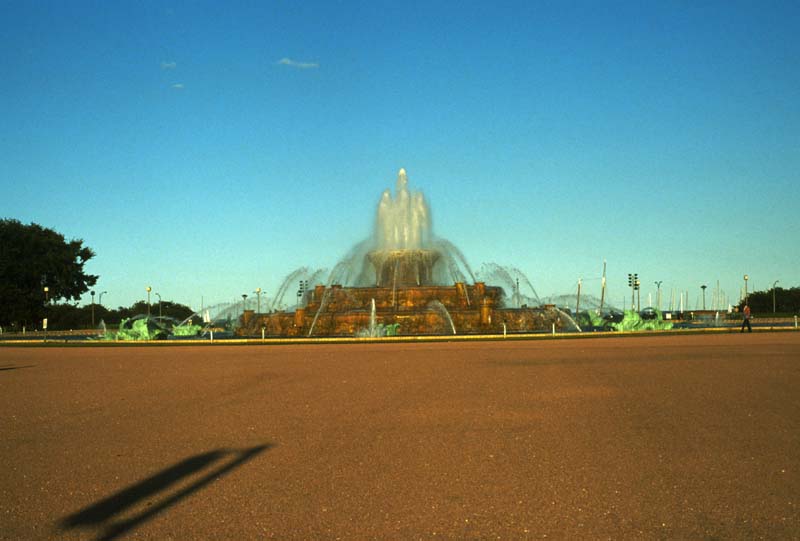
(369, 298, 377, 335)
(242, 169, 563, 337)
(428, 300, 457, 335)
(103, 315, 203, 341)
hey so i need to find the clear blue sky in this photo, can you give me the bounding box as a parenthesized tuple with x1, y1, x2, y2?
(2, 0, 798, 311)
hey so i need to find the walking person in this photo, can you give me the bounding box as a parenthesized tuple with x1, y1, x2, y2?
(740, 303, 752, 333)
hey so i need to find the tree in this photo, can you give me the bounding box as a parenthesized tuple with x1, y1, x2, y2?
(738, 286, 800, 314)
(113, 301, 195, 324)
(0, 219, 98, 328)
(29, 299, 196, 330)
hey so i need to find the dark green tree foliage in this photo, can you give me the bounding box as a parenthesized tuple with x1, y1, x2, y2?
(0, 219, 98, 327)
(739, 287, 800, 314)
(113, 301, 195, 323)
(45, 303, 105, 330)
(36, 300, 196, 330)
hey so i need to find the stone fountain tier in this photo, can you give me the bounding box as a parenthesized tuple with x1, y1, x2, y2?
(241, 282, 562, 337)
(367, 249, 441, 287)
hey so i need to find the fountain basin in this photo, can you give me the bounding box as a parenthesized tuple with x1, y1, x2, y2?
(242, 282, 562, 337)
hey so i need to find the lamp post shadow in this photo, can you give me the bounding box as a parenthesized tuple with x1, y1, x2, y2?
(59, 444, 272, 541)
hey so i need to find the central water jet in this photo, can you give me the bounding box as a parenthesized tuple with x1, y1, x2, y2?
(367, 168, 442, 286)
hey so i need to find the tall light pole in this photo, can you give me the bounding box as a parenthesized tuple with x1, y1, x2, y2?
(146, 286, 152, 316)
(91, 290, 96, 327)
(255, 287, 262, 314)
(743, 274, 749, 303)
(242, 294, 248, 314)
(654, 281, 663, 311)
(43, 286, 49, 305)
(773, 280, 779, 313)
(599, 260, 607, 315)
(98, 291, 107, 306)
(701, 285, 707, 310)
(628, 274, 638, 311)
(636, 277, 641, 312)
(155, 292, 162, 317)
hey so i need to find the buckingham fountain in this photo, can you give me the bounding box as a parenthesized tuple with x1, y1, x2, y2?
(240, 169, 562, 337)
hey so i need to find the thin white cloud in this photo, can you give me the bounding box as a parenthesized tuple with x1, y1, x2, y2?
(171, 83, 184, 90)
(277, 57, 319, 69)
(161, 61, 177, 69)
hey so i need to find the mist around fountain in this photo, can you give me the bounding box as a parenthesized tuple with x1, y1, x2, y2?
(475, 263, 541, 308)
(270, 169, 479, 309)
(265, 168, 580, 319)
(376, 168, 430, 251)
(540, 293, 619, 313)
(242, 168, 598, 337)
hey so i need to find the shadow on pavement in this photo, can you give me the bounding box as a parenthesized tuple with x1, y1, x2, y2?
(60, 444, 272, 541)
(0, 365, 35, 372)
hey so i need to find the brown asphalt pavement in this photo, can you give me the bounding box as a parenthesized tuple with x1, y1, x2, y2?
(1, 332, 799, 540)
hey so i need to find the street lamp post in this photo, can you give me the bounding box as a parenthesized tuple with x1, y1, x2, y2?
(91, 290, 96, 327)
(40, 285, 50, 338)
(155, 293, 162, 317)
(628, 274, 638, 311)
(242, 294, 248, 314)
(146, 286, 152, 316)
(636, 278, 640, 312)
(654, 281, 663, 311)
(744, 274, 750, 304)
(98, 291, 107, 306)
(773, 280, 779, 313)
(743, 275, 749, 303)
(599, 260, 607, 315)
(255, 287, 262, 314)
(701, 285, 707, 310)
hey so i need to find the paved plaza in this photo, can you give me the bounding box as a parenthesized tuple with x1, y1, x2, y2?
(1, 333, 799, 539)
